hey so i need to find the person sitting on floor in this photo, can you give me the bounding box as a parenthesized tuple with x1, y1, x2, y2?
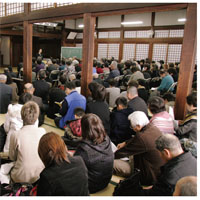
(9, 101, 46, 183)
(173, 176, 197, 196)
(54, 81, 86, 129)
(114, 111, 164, 186)
(148, 96, 174, 134)
(174, 92, 197, 142)
(37, 132, 89, 196)
(62, 107, 85, 149)
(110, 97, 133, 145)
(74, 113, 114, 194)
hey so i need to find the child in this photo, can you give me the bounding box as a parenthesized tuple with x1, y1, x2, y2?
(62, 107, 85, 149)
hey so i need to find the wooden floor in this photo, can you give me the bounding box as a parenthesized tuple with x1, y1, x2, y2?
(0, 113, 124, 196)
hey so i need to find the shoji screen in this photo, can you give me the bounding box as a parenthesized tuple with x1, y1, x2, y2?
(98, 44, 108, 59)
(135, 44, 149, 61)
(108, 44, 120, 60)
(152, 44, 168, 62)
(167, 44, 182, 63)
(123, 44, 136, 61)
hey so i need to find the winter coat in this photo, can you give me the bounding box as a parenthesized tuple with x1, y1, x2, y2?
(74, 136, 114, 193)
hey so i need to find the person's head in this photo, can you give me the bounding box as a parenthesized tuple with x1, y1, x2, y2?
(59, 74, 67, 85)
(108, 78, 116, 87)
(0, 74, 7, 83)
(148, 96, 166, 114)
(186, 92, 197, 112)
(143, 63, 150, 71)
(168, 68, 177, 76)
(127, 86, 138, 100)
(18, 92, 32, 105)
(92, 73, 99, 79)
(110, 61, 118, 70)
(81, 113, 106, 144)
(168, 63, 174, 68)
(128, 80, 139, 89)
(159, 69, 167, 78)
(52, 59, 57, 64)
(21, 101, 40, 126)
(39, 49, 42, 54)
(162, 92, 175, 103)
(124, 60, 132, 69)
(131, 66, 140, 73)
(64, 81, 76, 95)
(61, 59, 66, 65)
(38, 69, 46, 80)
(24, 83, 35, 94)
(192, 81, 197, 92)
(74, 107, 85, 119)
(38, 132, 70, 167)
(128, 111, 149, 132)
(173, 176, 197, 196)
(115, 97, 128, 110)
(91, 84, 106, 101)
(69, 74, 76, 82)
(137, 79, 146, 88)
(66, 60, 72, 66)
(5, 73, 13, 84)
(155, 134, 183, 163)
(37, 57, 42, 65)
(88, 81, 99, 94)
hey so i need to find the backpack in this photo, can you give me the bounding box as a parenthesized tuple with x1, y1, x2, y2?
(113, 168, 142, 196)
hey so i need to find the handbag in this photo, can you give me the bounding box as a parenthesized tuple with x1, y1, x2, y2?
(113, 168, 142, 196)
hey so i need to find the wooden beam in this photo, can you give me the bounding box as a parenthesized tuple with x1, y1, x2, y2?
(81, 13, 95, 98)
(0, 3, 187, 26)
(23, 21, 32, 83)
(0, 29, 61, 39)
(119, 15, 124, 62)
(174, 3, 197, 120)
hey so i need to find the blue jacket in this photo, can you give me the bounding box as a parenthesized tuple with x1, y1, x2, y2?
(157, 75, 174, 92)
(59, 91, 86, 128)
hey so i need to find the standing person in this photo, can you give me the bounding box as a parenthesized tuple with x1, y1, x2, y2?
(37, 132, 89, 196)
(0, 74, 12, 114)
(9, 101, 46, 183)
(36, 49, 43, 60)
(74, 114, 114, 194)
(54, 81, 86, 129)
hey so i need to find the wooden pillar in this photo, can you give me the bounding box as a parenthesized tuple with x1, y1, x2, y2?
(23, 21, 33, 83)
(148, 12, 155, 61)
(119, 15, 124, 62)
(174, 3, 197, 120)
(81, 13, 95, 97)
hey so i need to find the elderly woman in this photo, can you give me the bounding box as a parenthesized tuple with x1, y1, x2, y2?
(148, 96, 174, 134)
(74, 113, 114, 194)
(114, 111, 164, 186)
(37, 132, 89, 196)
(9, 101, 45, 183)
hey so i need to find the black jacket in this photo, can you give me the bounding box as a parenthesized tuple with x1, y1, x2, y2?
(110, 107, 133, 145)
(86, 101, 110, 135)
(128, 96, 148, 117)
(37, 156, 89, 196)
(74, 136, 114, 193)
(141, 152, 197, 196)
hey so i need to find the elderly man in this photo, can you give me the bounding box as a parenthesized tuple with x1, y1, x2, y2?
(114, 111, 164, 186)
(0, 74, 12, 113)
(126, 134, 197, 196)
(173, 176, 197, 196)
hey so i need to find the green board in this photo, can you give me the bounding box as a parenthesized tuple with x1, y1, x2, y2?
(61, 47, 82, 60)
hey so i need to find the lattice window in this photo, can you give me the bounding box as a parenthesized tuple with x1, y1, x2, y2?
(136, 31, 149, 38)
(167, 44, 182, 63)
(169, 29, 184, 38)
(124, 31, 137, 38)
(123, 44, 136, 61)
(154, 30, 169, 38)
(108, 32, 120, 38)
(152, 44, 168, 62)
(135, 44, 149, 61)
(76, 33, 83, 39)
(6, 3, 24, 16)
(0, 3, 5, 17)
(57, 3, 73, 7)
(98, 44, 108, 59)
(76, 44, 83, 48)
(31, 3, 54, 11)
(108, 44, 120, 60)
(98, 32, 109, 38)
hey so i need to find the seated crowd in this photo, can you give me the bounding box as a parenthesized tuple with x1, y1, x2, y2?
(0, 56, 197, 196)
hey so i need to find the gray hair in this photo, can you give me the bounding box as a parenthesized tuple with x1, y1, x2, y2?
(178, 176, 197, 196)
(111, 61, 118, 69)
(128, 111, 149, 128)
(93, 73, 99, 79)
(127, 86, 138, 97)
(0, 74, 7, 82)
(155, 134, 182, 153)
